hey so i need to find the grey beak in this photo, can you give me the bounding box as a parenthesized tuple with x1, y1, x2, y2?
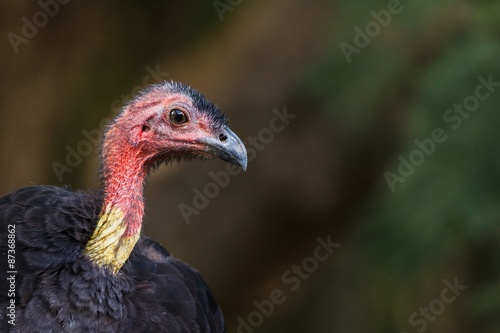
(200, 126, 248, 171)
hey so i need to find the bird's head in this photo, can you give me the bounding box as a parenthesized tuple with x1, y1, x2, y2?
(88, 81, 247, 273)
(102, 81, 247, 173)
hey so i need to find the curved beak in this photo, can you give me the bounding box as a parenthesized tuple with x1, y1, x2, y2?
(200, 126, 248, 171)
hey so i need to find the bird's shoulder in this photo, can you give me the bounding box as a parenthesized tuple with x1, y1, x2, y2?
(126, 236, 227, 332)
(0, 185, 100, 245)
(0, 185, 103, 331)
(0, 185, 100, 294)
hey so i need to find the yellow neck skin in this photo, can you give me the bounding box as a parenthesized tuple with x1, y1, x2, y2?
(85, 120, 147, 274)
(84, 205, 141, 274)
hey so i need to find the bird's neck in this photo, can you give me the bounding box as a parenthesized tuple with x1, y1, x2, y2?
(85, 142, 147, 274)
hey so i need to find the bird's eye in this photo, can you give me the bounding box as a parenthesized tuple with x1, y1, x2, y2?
(169, 109, 188, 125)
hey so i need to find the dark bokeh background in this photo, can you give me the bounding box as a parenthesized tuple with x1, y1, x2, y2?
(2, 1, 500, 332)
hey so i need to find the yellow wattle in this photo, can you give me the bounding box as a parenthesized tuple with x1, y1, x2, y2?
(84, 205, 141, 274)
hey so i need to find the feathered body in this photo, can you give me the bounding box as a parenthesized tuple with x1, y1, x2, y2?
(0, 82, 247, 332)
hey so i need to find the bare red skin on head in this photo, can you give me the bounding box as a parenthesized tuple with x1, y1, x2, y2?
(100, 92, 217, 237)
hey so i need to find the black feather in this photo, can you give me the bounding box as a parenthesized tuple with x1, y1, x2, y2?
(0, 186, 226, 332)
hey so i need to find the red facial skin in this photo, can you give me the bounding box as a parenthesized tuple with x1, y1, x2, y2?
(100, 92, 220, 237)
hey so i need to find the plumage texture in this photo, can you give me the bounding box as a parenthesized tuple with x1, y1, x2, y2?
(0, 81, 247, 332)
(0, 187, 225, 332)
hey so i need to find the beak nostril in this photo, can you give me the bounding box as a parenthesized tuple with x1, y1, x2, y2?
(218, 133, 228, 142)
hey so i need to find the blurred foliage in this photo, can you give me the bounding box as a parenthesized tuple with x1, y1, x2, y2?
(302, 0, 500, 332)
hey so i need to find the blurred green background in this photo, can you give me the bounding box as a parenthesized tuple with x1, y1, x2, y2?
(1, 0, 500, 332)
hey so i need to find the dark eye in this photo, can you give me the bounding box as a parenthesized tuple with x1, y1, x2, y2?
(169, 109, 188, 125)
